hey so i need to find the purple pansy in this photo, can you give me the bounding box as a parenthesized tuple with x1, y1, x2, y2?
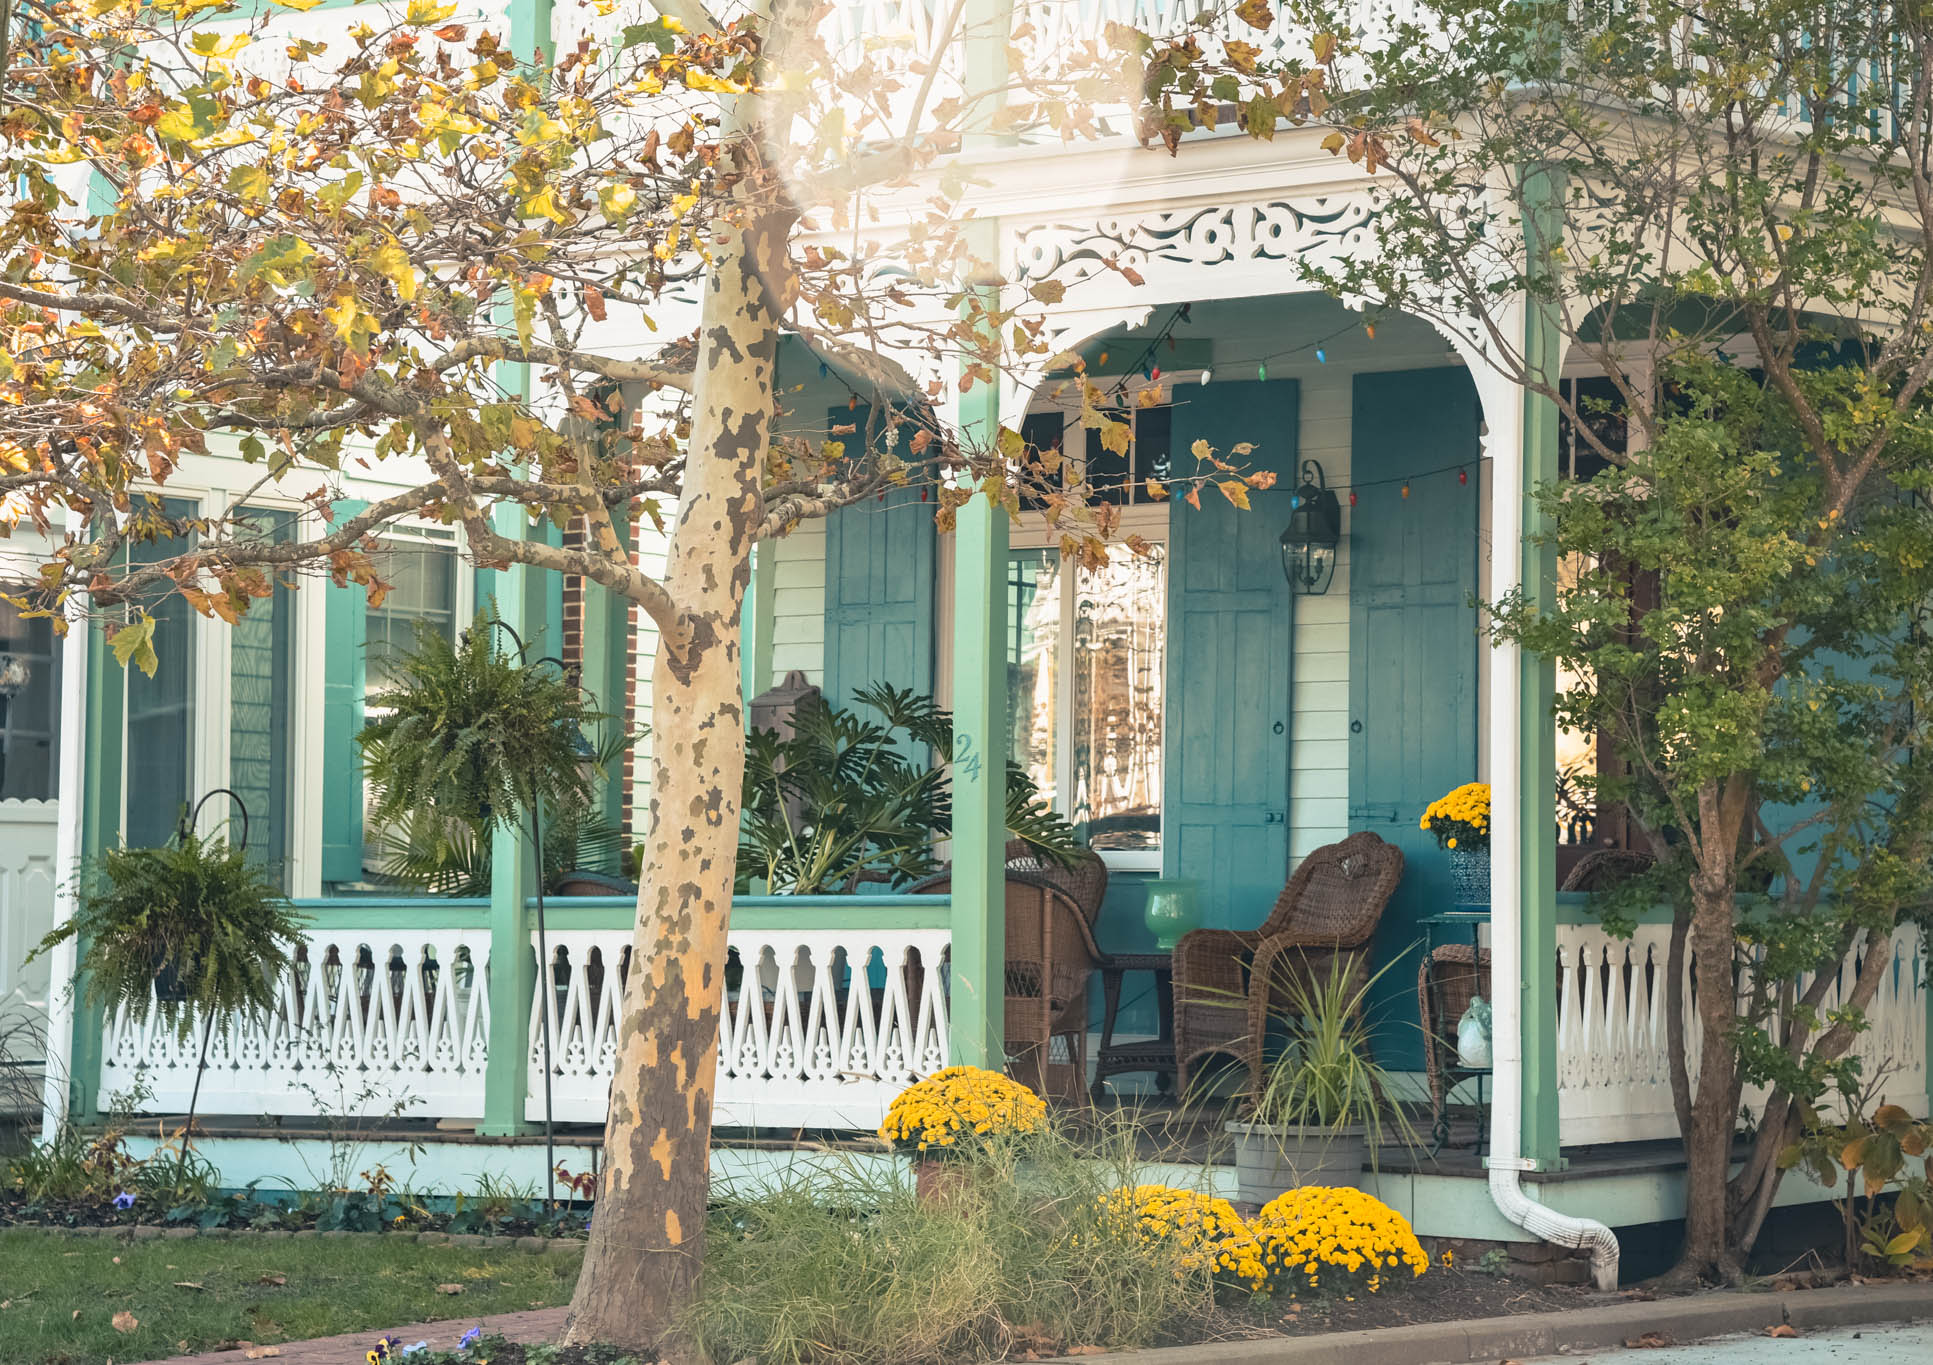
(112, 1191, 136, 1210)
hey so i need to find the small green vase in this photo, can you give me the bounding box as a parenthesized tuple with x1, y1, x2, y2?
(1143, 878, 1202, 950)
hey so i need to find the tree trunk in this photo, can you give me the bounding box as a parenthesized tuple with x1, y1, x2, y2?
(562, 203, 786, 1353)
(1676, 884, 1744, 1280)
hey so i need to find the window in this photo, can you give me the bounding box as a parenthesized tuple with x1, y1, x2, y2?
(125, 498, 197, 849)
(0, 596, 59, 801)
(1006, 529, 1168, 869)
(1019, 405, 1174, 508)
(361, 530, 460, 876)
(229, 508, 295, 882)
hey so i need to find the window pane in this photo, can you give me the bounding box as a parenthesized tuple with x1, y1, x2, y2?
(229, 509, 294, 882)
(1072, 544, 1165, 853)
(1006, 549, 1062, 808)
(126, 499, 196, 848)
(363, 539, 459, 875)
(365, 541, 457, 694)
(1555, 551, 1598, 846)
(0, 597, 59, 800)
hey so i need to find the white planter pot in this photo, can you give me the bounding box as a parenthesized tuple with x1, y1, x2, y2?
(1225, 1121, 1368, 1204)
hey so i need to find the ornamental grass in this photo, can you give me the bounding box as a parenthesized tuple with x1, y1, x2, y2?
(685, 1111, 1217, 1365)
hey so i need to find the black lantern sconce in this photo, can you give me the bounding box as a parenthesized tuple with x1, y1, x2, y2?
(1280, 459, 1342, 595)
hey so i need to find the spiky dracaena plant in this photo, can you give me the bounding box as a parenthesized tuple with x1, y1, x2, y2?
(738, 682, 1079, 895)
(31, 828, 307, 1039)
(357, 614, 605, 833)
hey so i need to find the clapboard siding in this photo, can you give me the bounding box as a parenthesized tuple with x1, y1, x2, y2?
(1288, 367, 1353, 863)
(769, 520, 827, 686)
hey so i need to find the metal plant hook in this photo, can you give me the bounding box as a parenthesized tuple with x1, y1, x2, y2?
(180, 786, 251, 854)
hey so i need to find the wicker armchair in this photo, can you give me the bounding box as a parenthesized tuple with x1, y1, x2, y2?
(1560, 847, 1654, 893)
(913, 869, 1105, 1103)
(1004, 839, 1110, 926)
(1171, 831, 1405, 1099)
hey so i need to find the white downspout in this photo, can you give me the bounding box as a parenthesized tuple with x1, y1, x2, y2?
(1480, 318, 1620, 1291)
(40, 582, 89, 1141)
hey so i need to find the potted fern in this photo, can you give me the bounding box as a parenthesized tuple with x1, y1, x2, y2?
(30, 814, 306, 1127)
(1227, 951, 1417, 1202)
(358, 614, 609, 840)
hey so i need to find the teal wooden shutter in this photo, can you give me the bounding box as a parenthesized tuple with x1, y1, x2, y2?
(319, 500, 368, 885)
(1348, 366, 1482, 1066)
(822, 407, 935, 712)
(1164, 378, 1300, 931)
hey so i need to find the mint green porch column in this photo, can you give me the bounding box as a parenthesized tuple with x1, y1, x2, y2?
(949, 447, 1008, 1069)
(478, 524, 540, 1133)
(1518, 164, 1564, 1168)
(67, 613, 125, 1121)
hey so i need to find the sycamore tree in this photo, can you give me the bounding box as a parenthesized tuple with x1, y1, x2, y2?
(0, 0, 1270, 1346)
(1116, 0, 1933, 1278)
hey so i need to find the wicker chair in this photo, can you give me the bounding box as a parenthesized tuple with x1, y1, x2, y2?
(913, 869, 1105, 1103)
(1560, 847, 1655, 893)
(1417, 944, 1490, 1149)
(1171, 831, 1405, 1100)
(1004, 839, 1110, 927)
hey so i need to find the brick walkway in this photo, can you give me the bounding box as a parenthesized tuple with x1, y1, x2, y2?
(134, 1307, 570, 1365)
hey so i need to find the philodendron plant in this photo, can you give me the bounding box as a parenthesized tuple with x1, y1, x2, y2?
(737, 683, 1078, 895)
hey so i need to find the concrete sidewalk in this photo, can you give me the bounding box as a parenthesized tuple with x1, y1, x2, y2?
(1522, 1320, 1933, 1364)
(135, 1281, 1933, 1365)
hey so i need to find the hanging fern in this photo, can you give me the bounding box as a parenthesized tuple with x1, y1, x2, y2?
(358, 613, 605, 831)
(31, 828, 307, 1040)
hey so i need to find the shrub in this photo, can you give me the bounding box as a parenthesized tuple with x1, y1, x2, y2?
(1252, 1186, 1429, 1295)
(876, 1065, 1046, 1156)
(685, 1116, 1214, 1364)
(1094, 1184, 1267, 1291)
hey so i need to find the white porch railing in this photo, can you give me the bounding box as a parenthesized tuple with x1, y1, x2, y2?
(100, 918, 493, 1119)
(95, 898, 952, 1133)
(1556, 920, 1929, 1145)
(531, 913, 952, 1130)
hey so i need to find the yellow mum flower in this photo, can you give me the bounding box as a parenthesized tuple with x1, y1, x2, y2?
(878, 1065, 1044, 1154)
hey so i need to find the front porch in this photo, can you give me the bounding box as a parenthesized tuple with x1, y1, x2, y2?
(84, 885, 1930, 1248)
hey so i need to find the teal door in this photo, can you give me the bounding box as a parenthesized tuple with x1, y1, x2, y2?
(1166, 379, 1300, 932)
(1348, 367, 1481, 1066)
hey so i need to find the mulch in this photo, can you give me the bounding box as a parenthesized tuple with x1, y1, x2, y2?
(1254, 1264, 1601, 1337)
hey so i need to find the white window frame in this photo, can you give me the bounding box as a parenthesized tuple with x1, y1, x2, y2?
(938, 408, 1172, 873)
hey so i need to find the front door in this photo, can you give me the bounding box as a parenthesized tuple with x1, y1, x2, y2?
(1348, 367, 1481, 1067)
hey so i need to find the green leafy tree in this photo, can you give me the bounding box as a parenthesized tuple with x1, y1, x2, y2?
(1119, 0, 1933, 1277)
(0, 0, 1281, 1347)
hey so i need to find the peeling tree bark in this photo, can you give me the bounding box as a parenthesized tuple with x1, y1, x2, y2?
(561, 196, 791, 1354)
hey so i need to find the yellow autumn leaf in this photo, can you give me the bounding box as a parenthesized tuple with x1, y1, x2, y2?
(369, 244, 419, 302)
(324, 293, 367, 344)
(1219, 480, 1251, 510)
(189, 32, 251, 60)
(405, 0, 458, 24)
(599, 182, 637, 221)
(272, 0, 327, 9)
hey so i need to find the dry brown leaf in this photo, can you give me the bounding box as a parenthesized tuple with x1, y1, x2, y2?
(436, 1284, 465, 1296)
(1625, 1332, 1672, 1349)
(173, 1282, 204, 1291)
(112, 1311, 139, 1333)
(1767, 1324, 1800, 1338)
(72, 1310, 81, 1320)
(244, 1348, 282, 1359)
(259, 1274, 288, 1287)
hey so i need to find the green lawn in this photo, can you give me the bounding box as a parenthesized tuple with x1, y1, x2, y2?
(0, 1231, 580, 1365)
